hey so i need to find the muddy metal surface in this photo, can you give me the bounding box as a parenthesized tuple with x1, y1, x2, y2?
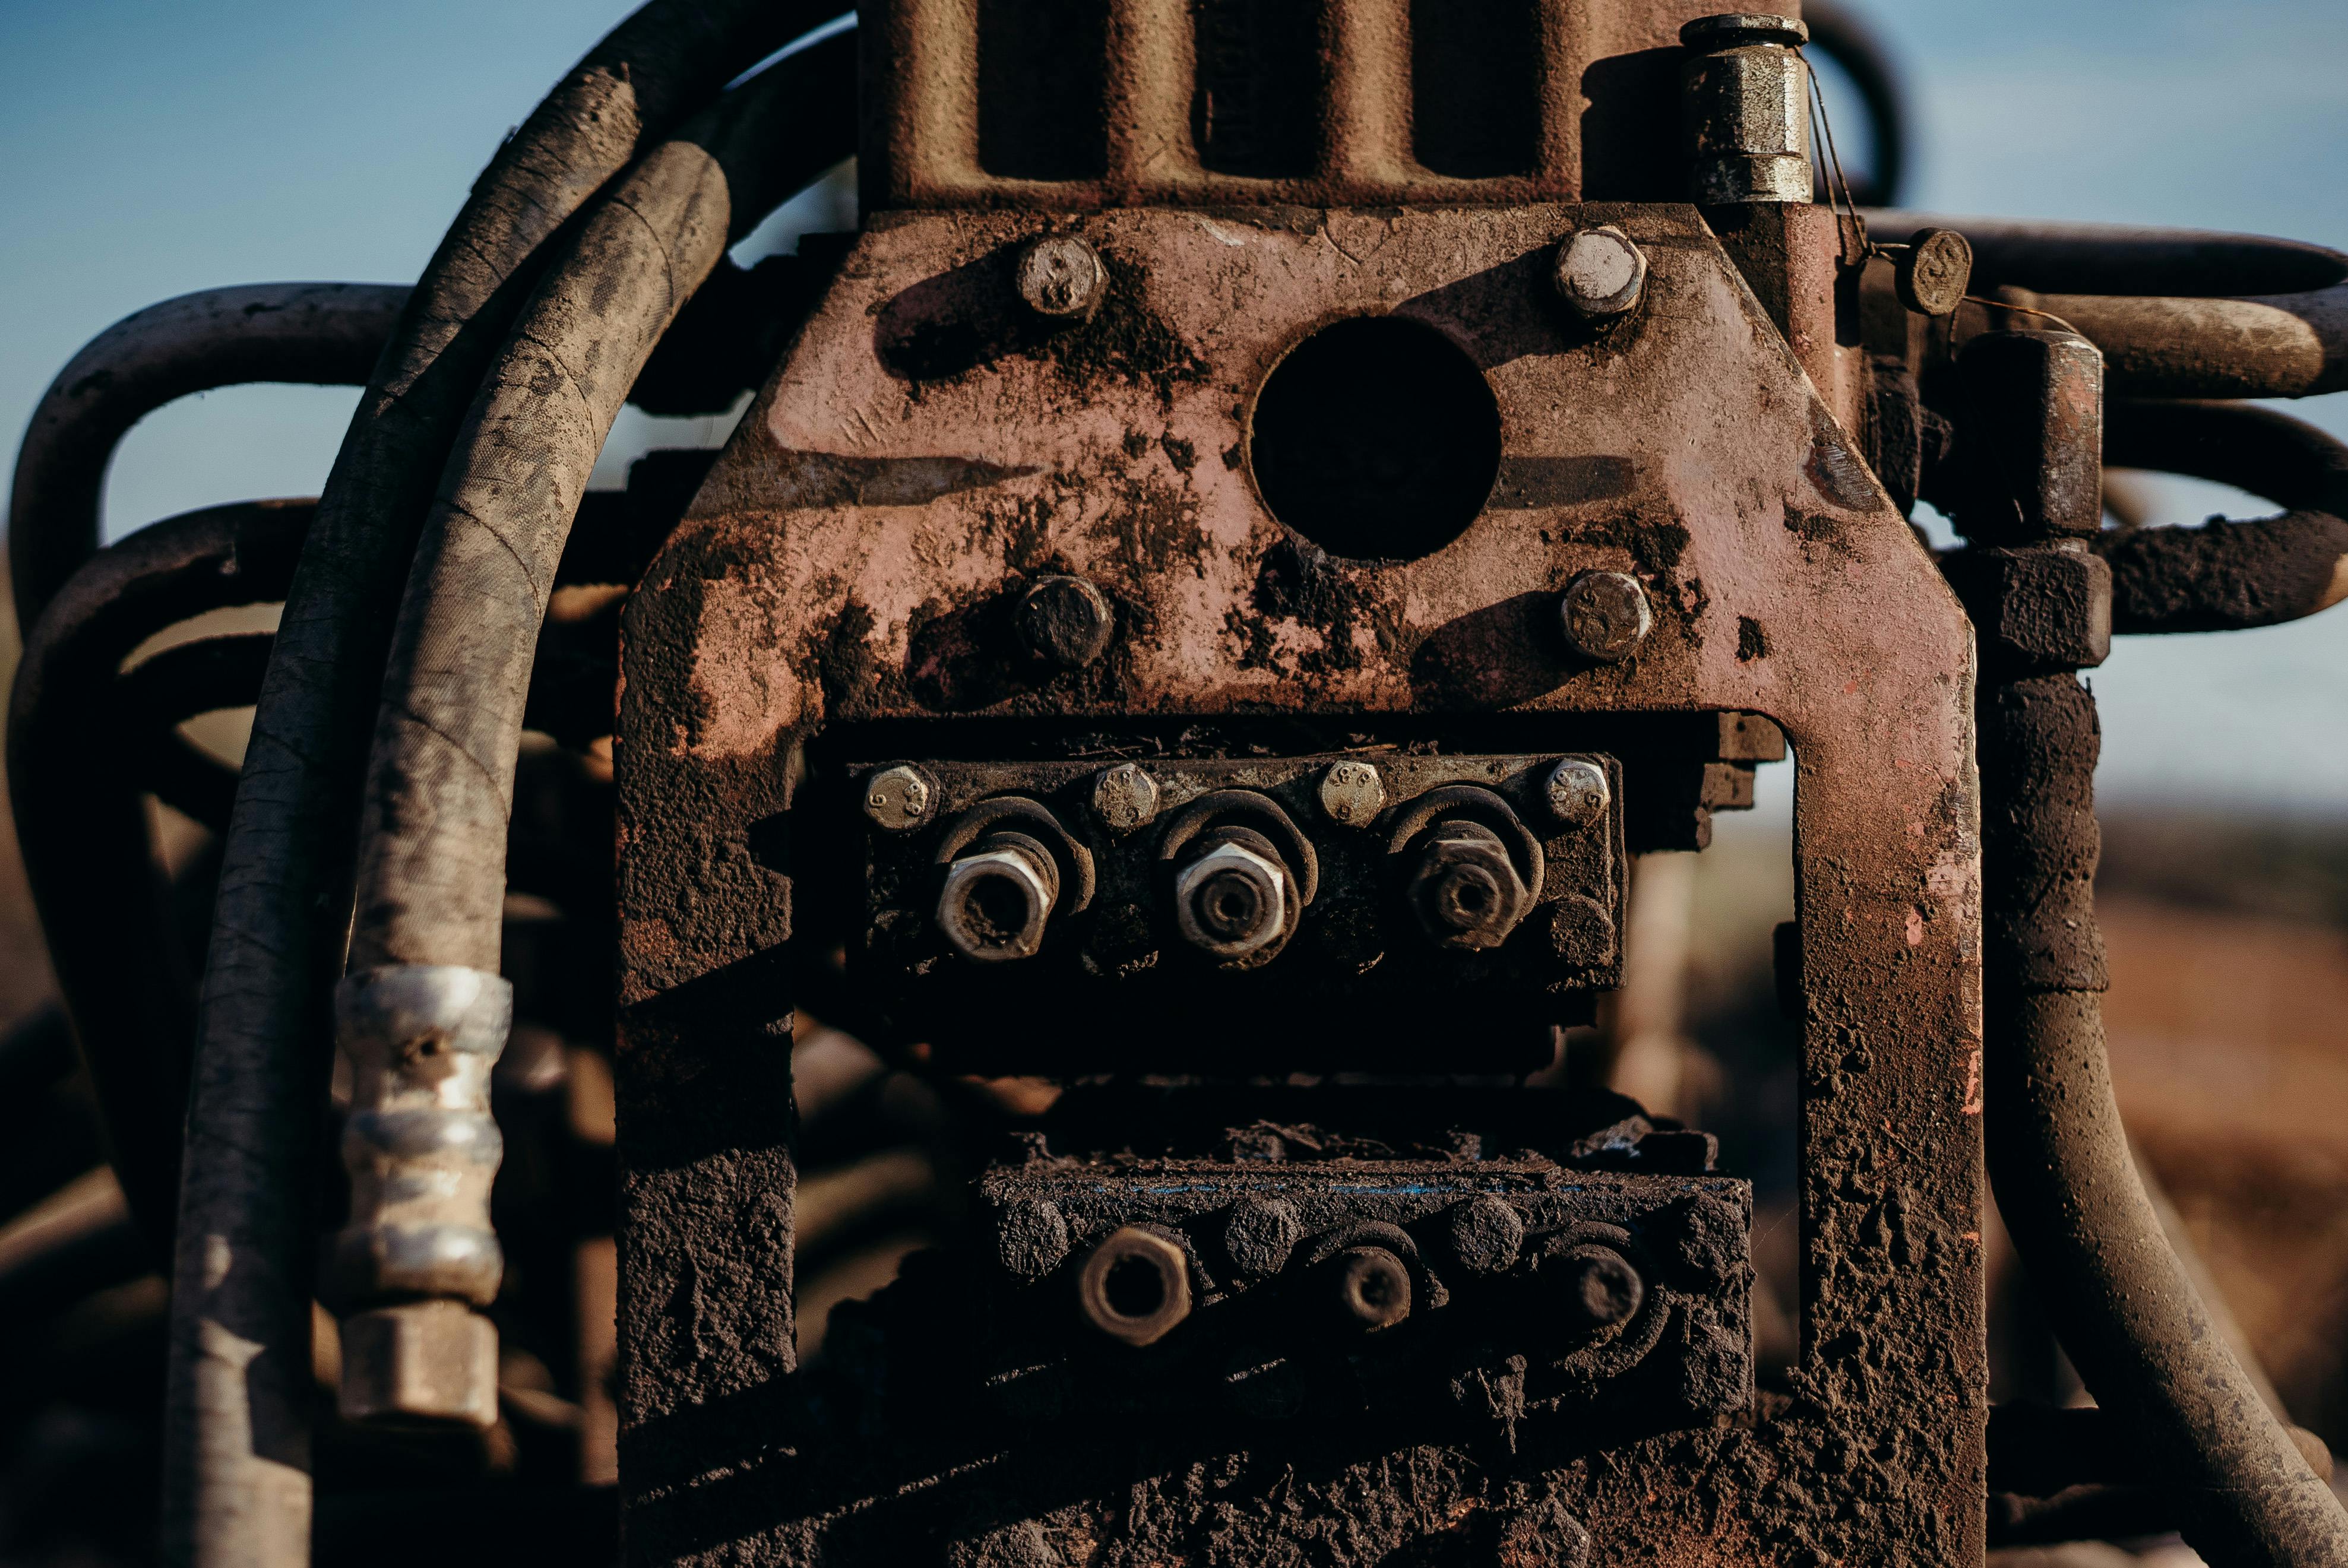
(613, 202, 1983, 1563)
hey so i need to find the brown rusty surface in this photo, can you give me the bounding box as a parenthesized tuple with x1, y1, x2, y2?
(859, 0, 1740, 210)
(615, 202, 1984, 1563)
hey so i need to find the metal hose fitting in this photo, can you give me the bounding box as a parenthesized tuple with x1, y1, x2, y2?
(331, 965, 510, 1427)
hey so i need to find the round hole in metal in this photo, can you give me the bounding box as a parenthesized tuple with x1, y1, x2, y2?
(1248, 315, 1501, 561)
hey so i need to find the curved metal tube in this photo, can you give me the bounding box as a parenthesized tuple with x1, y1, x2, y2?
(7, 502, 311, 1243)
(1989, 284, 2348, 400)
(7, 284, 402, 632)
(164, 4, 836, 1561)
(2097, 400, 2348, 632)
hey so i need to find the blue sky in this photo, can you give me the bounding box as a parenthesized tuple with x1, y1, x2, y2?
(2, 0, 2344, 809)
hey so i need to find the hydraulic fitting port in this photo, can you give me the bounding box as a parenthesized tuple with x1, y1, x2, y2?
(928, 796, 1095, 964)
(1385, 785, 1548, 952)
(1156, 790, 1319, 970)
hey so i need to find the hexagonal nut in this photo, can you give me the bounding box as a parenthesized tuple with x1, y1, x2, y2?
(1173, 841, 1290, 959)
(1409, 829, 1530, 951)
(1317, 759, 1387, 828)
(1559, 569, 1653, 662)
(1553, 226, 1647, 320)
(1543, 757, 1612, 829)
(338, 1300, 499, 1428)
(863, 765, 935, 831)
(1077, 1226, 1192, 1347)
(1090, 762, 1160, 832)
(1546, 1246, 1645, 1332)
(936, 846, 1056, 962)
(1942, 544, 2112, 671)
(1331, 1246, 1413, 1330)
(1016, 235, 1108, 319)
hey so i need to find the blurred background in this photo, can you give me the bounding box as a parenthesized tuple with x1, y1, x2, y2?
(1, 1, 2344, 1563)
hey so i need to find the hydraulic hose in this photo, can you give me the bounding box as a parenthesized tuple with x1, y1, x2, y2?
(2096, 400, 2348, 632)
(163, 5, 843, 1564)
(8, 502, 311, 1245)
(8, 284, 404, 632)
(332, 28, 856, 1426)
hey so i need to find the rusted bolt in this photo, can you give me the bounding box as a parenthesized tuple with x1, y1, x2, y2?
(1896, 227, 1973, 318)
(1223, 1197, 1302, 1277)
(1017, 574, 1115, 669)
(863, 765, 935, 831)
(1552, 226, 1648, 321)
(338, 1300, 499, 1427)
(1543, 758, 1612, 829)
(1408, 822, 1531, 951)
(1559, 570, 1653, 662)
(995, 1197, 1071, 1279)
(936, 837, 1059, 962)
(1016, 235, 1107, 320)
(1077, 1226, 1192, 1347)
(1549, 1246, 1646, 1332)
(1331, 1246, 1413, 1330)
(1445, 1196, 1526, 1274)
(1317, 759, 1387, 828)
(1091, 762, 1159, 833)
(1173, 841, 1290, 959)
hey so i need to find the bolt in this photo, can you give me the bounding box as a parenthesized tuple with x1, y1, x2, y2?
(1552, 226, 1648, 321)
(1445, 1196, 1526, 1274)
(1173, 841, 1290, 960)
(1559, 570, 1653, 662)
(863, 765, 935, 831)
(1223, 1198, 1302, 1278)
(1317, 759, 1387, 828)
(1091, 763, 1160, 833)
(996, 1197, 1071, 1279)
(338, 1300, 499, 1427)
(936, 840, 1058, 962)
(1543, 758, 1612, 829)
(1548, 1246, 1645, 1332)
(1016, 235, 1108, 320)
(1077, 1227, 1192, 1347)
(1408, 823, 1530, 951)
(1331, 1246, 1413, 1330)
(1017, 574, 1116, 669)
(1896, 226, 1973, 318)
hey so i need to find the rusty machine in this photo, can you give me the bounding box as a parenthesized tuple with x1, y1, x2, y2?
(10, 1, 2348, 1564)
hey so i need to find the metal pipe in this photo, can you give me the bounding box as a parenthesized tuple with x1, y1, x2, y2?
(164, 5, 840, 1562)
(1989, 284, 2348, 400)
(7, 284, 403, 632)
(1960, 330, 2348, 1566)
(2096, 400, 2348, 632)
(8, 502, 311, 1244)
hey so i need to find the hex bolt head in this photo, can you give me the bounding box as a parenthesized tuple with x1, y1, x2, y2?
(863, 765, 935, 831)
(995, 1197, 1071, 1279)
(1552, 226, 1648, 321)
(338, 1300, 499, 1428)
(1017, 574, 1116, 669)
(1016, 235, 1108, 320)
(1897, 226, 1974, 318)
(1549, 1246, 1646, 1332)
(1317, 759, 1387, 828)
(1173, 841, 1290, 960)
(1091, 762, 1160, 833)
(1543, 758, 1612, 829)
(1077, 1226, 1192, 1347)
(936, 844, 1057, 962)
(1332, 1246, 1414, 1331)
(1408, 825, 1530, 951)
(1223, 1198, 1303, 1278)
(1559, 570, 1654, 662)
(1445, 1196, 1526, 1274)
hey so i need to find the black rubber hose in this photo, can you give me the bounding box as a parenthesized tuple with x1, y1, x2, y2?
(2096, 400, 2348, 632)
(8, 502, 311, 1245)
(163, 7, 844, 1563)
(7, 284, 404, 633)
(350, 34, 856, 976)
(1798, 0, 1909, 205)
(1980, 675, 2348, 1566)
